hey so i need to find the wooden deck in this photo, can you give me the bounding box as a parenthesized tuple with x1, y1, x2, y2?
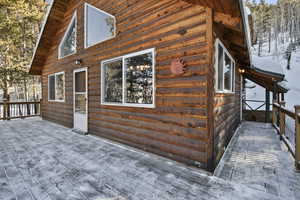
(214, 121, 300, 200)
(0, 118, 299, 200)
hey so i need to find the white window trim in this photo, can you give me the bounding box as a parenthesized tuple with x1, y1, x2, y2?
(101, 48, 156, 108)
(48, 71, 65, 102)
(215, 39, 236, 94)
(84, 3, 117, 49)
(58, 12, 77, 59)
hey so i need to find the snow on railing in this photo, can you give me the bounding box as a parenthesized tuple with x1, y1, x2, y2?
(272, 103, 300, 170)
(0, 101, 41, 120)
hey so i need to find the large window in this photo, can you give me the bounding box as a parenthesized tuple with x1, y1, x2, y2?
(85, 3, 116, 48)
(215, 39, 235, 93)
(101, 49, 155, 108)
(48, 72, 65, 102)
(58, 12, 77, 59)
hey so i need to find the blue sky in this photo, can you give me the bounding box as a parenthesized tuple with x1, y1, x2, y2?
(267, 0, 277, 4)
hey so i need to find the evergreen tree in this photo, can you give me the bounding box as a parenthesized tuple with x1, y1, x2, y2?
(0, 0, 46, 100)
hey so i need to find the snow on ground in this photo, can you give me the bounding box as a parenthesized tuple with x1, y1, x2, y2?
(246, 41, 300, 148)
(247, 41, 300, 110)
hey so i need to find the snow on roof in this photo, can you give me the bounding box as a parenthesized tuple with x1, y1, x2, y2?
(252, 55, 284, 75)
(278, 81, 289, 90)
(239, 0, 252, 65)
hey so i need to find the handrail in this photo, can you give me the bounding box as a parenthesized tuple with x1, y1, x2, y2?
(0, 101, 41, 120)
(244, 100, 266, 103)
(272, 102, 300, 170)
(273, 103, 296, 119)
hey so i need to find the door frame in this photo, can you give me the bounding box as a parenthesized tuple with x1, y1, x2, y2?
(73, 67, 88, 132)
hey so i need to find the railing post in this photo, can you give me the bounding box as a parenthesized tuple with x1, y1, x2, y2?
(3, 98, 10, 120)
(3, 100, 7, 120)
(295, 105, 300, 170)
(27, 103, 30, 116)
(279, 102, 286, 139)
(272, 104, 277, 127)
(39, 99, 42, 116)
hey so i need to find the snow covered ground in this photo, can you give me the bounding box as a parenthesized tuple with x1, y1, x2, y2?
(246, 41, 299, 148)
(247, 42, 300, 110)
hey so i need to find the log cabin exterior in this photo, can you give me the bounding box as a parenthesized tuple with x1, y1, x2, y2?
(29, 0, 252, 171)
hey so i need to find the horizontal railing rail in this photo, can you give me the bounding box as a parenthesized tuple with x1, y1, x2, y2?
(0, 101, 41, 120)
(272, 102, 300, 170)
(243, 99, 266, 111)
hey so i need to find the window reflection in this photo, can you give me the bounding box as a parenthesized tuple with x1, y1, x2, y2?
(103, 59, 123, 103)
(125, 53, 153, 104)
(49, 75, 55, 100)
(60, 14, 76, 58)
(224, 54, 232, 91)
(56, 73, 65, 101)
(86, 4, 116, 48)
(101, 49, 154, 107)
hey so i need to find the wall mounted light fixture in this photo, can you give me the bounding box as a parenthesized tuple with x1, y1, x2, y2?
(75, 59, 82, 65)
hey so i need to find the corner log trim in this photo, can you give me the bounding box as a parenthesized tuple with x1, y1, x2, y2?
(214, 12, 242, 33)
(182, 0, 241, 17)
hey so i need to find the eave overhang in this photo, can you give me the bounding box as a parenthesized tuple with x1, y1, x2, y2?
(244, 67, 288, 93)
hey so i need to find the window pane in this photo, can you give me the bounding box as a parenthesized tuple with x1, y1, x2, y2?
(217, 44, 224, 90)
(75, 94, 86, 114)
(49, 75, 55, 100)
(75, 71, 86, 93)
(56, 73, 65, 101)
(86, 4, 116, 48)
(224, 53, 232, 91)
(103, 59, 123, 103)
(125, 52, 153, 104)
(60, 16, 76, 58)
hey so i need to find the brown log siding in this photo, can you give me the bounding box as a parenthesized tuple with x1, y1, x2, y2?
(212, 24, 242, 167)
(41, 0, 211, 169)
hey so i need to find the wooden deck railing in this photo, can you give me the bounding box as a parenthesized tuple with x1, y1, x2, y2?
(0, 101, 41, 120)
(272, 103, 300, 170)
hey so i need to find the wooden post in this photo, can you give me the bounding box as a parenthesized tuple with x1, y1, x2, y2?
(6, 95, 10, 120)
(281, 93, 285, 101)
(279, 102, 286, 138)
(3, 100, 7, 120)
(272, 105, 277, 127)
(265, 89, 270, 123)
(40, 99, 42, 116)
(295, 105, 300, 170)
(3, 96, 10, 120)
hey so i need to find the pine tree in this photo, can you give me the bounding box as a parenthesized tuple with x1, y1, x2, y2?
(0, 0, 46, 100)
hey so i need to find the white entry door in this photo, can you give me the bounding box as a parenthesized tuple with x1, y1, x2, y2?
(73, 68, 88, 133)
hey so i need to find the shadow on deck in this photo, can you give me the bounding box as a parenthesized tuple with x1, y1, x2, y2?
(214, 121, 300, 200)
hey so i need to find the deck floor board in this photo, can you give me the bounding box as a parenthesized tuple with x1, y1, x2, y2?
(215, 121, 300, 200)
(0, 118, 298, 200)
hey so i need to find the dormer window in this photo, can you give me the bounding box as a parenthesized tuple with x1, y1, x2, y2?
(85, 3, 116, 48)
(58, 12, 77, 59)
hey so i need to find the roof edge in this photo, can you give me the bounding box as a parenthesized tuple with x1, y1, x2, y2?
(252, 66, 285, 81)
(29, 1, 54, 75)
(238, 0, 252, 67)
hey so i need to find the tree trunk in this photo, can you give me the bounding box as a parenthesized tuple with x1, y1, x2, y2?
(22, 78, 28, 101)
(268, 31, 271, 53)
(287, 53, 292, 70)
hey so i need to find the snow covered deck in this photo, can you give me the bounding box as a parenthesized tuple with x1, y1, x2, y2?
(215, 122, 300, 200)
(0, 118, 299, 200)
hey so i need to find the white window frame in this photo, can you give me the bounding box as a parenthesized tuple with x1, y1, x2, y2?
(48, 71, 65, 102)
(58, 12, 77, 59)
(215, 39, 236, 94)
(101, 48, 156, 108)
(84, 3, 116, 49)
